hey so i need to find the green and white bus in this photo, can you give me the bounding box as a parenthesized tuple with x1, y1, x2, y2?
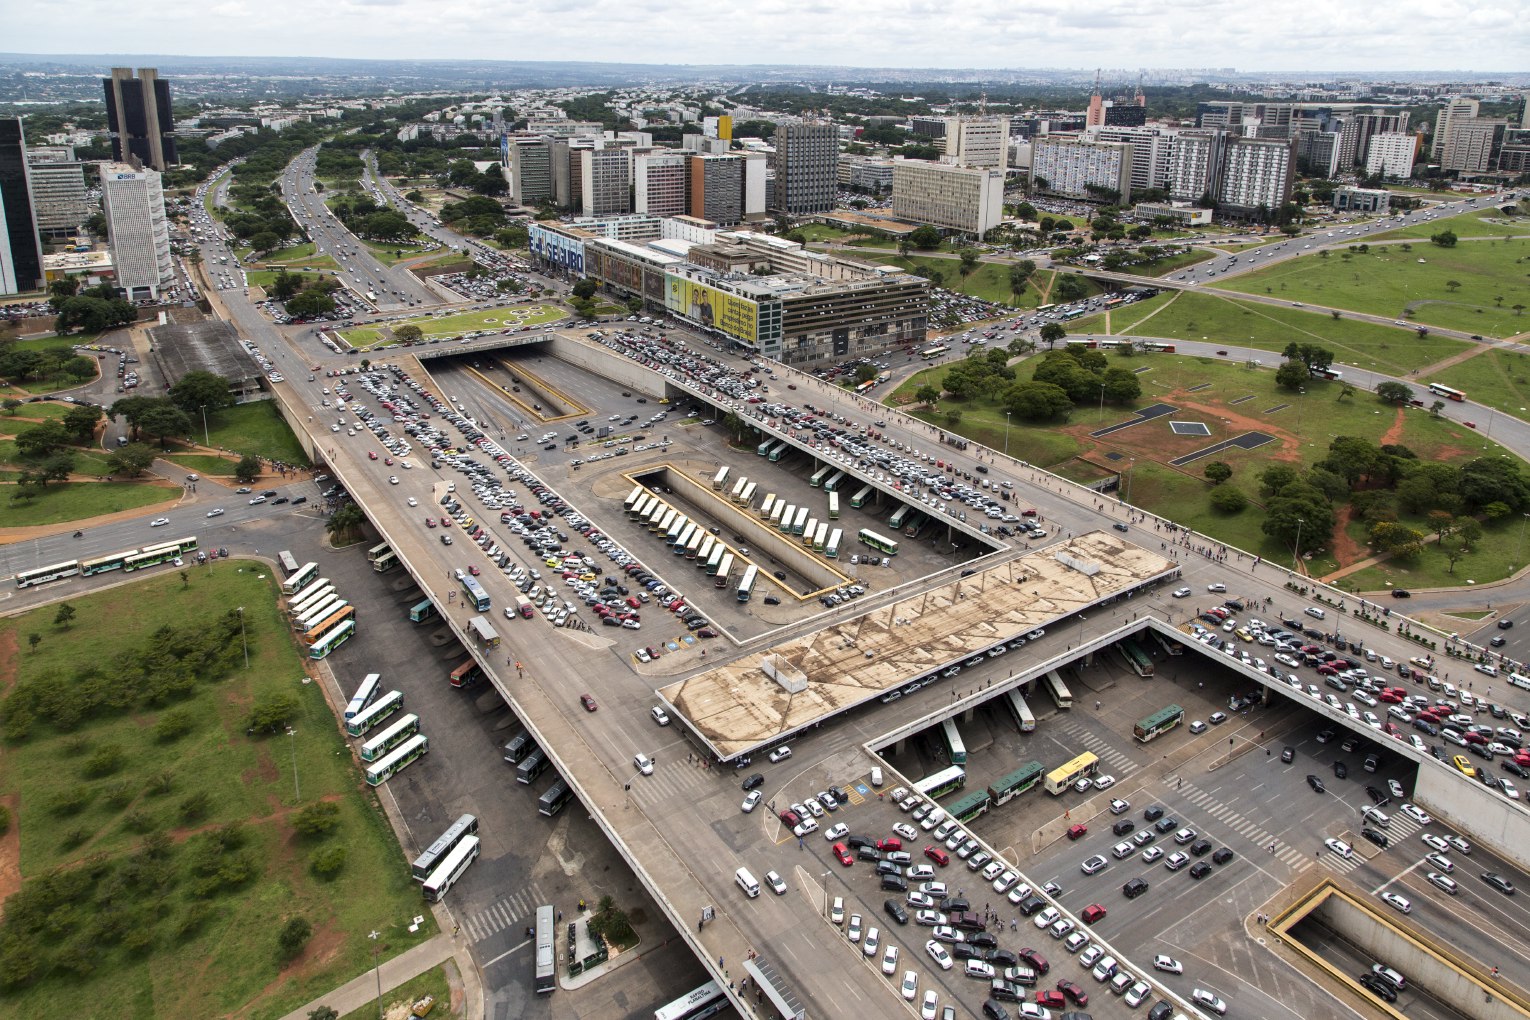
(828, 490, 841, 519)
(412, 814, 479, 881)
(822, 470, 845, 493)
(366, 733, 428, 787)
(712, 553, 735, 586)
(347, 690, 403, 737)
(367, 542, 391, 563)
(825, 528, 842, 559)
(81, 550, 134, 576)
(1133, 704, 1185, 743)
(858, 528, 900, 556)
(887, 505, 911, 531)
(849, 484, 873, 509)
(360, 713, 421, 762)
(15, 559, 79, 588)
(372, 549, 399, 574)
(282, 560, 319, 595)
(409, 598, 438, 624)
(309, 619, 355, 659)
(809, 465, 832, 488)
(705, 546, 726, 574)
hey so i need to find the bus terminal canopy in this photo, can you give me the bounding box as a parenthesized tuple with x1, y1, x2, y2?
(468, 615, 500, 647)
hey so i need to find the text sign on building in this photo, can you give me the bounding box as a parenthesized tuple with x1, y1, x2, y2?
(527, 224, 585, 274)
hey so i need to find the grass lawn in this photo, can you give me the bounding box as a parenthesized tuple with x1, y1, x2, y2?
(1074, 290, 1471, 376)
(3, 400, 77, 423)
(10, 334, 94, 355)
(863, 254, 1093, 309)
(847, 236, 899, 249)
(203, 401, 312, 466)
(1367, 207, 1527, 243)
(797, 223, 858, 242)
(261, 242, 318, 263)
(361, 238, 443, 266)
(1219, 241, 1530, 337)
(338, 965, 455, 1020)
(341, 305, 567, 350)
(2, 479, 174, 525)
(163, 452, 242, 475)
(0, 568, 434, 1019)
(1340, 513, 1530, 593)
(1127, 248, 1217, 278)
(1425, 348, 1530, 423)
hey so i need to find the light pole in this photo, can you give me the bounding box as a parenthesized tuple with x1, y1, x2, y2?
(822, 871, 832, 917)
(199, 405, 210, 446)
(1292, 518, 1305, 573)
(236, 607, 249, 669)
(286, 726, 300, 803)
(1098, 382, 1107, 422)
(1004, 411, 1012, 457)
(368, 929, 384, 1019)
(1294, 387, 1306, 432)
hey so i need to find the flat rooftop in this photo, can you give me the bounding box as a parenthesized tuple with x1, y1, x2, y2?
(148, 319, 263, 386)
(661, 532, 1177, 757)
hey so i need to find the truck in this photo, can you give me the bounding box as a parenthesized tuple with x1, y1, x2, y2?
(514, 595, 534, 619)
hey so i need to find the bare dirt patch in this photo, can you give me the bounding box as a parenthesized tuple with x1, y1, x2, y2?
(0, 793, 22, 909)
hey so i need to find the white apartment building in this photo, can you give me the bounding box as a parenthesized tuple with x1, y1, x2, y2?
(890, 159, 1004, 236)
(1167, 131, 1221, 203)
(100, 162, 171, 300)
(635, 151, 689, 217)
(579, 147, 632, 217)
(1030, 136, 1134, 203)
(943, 115, 1010, 170)
(1087, 126, 1174, 193)
(1365, 132, 1416, 179)
(1218, 138, 1295, 213)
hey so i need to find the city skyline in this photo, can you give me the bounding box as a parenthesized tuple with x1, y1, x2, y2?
(6, 0, 1530, 74)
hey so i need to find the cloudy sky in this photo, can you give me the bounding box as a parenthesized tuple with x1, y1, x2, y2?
(11, 0, 1530, 72)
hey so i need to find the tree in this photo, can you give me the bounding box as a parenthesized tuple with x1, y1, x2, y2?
(1101, 367, 1141, 404)
(14, 419, 69, 459)
(908, 225, 942, 250)
(38, 452, 75, 485)
(234, 455, 262, 484)
(55, 295, 137, 334)
(327, 502, 365, 541)
(48, 276, 80, 311)
(28, 633, 40, 654)
(308, 1008, 340, 1020)
(1275, 359, 1310, 390)
(958, 248, 979, 278)
(1009, 260, 1036, 301)
(1375, 381, 1412, 405)
(853, 363, 878, 384)
(2, 398, 21, 416)
(1445, 279, 1461, 293)
(915, 384, 940, 406)
(292, 801, 342, 838)
(249, 692, 301, 733)
(54, 603, 77, 629)
(1430, 229, 1458, 248)
(137, 404, 193, 447)
(1369, 521, 1424, 558)
(1203, 461, 1233, 485)
(269, 271, 303, 301)
(1038, 323, 1067, 349)
(1338, 383, 1356, 401)
(571, 278, 599, 301)
(62, 404, 104, 442)
(108, 442, 157, 477)
(1209, 487, 1248, 513)
(169, 371, 234, 417)
(393, 323, 423, 344)
(1004, 380, 1073, 421)
(277, 917, 313, 958)
(286, 290, 336, 318)
(249, 230, 281, 255)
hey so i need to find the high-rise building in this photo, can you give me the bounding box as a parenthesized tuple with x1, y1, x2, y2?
(1087, 126, 1173, 194)
(1432, 99, 1507, 174)
(1030, 136, 1134, 203)
(689, 154, 744, 225)
(742, 152, 768, 219)
(771, 122, 838, 215)
(510, 138, 555, 206)
(1216, 138, 1295, 214)
(25, 147, 94, 235)
(1167, 131, 1222, 203)
(1433, 98, 1479, 165)
(1296, 129, 1341, 178)
(579, 148, 632, 217)
(100, 162, 172, 300)
(943, 116, 1010, 169)
(103, 68, 177, 171)
(0, 117, 44, 295)
(1366, 132, 1417, 179)
(890, 159, 1004, 236)
(635, 151, 690, 217)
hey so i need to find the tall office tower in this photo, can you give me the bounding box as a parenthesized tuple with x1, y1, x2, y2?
(103, 68, 178, 170)
(1433, 98, 1508, 173)
(510, 138, 554, 205)
(1296, 129, 1342, 178)
(26, 146, 94, 234)
(634, 151, 690, 216)
(689, 154, 744, 225)
(742, 152, 768, 218)
(891, 159, 1005, 236)
(1365, 132, 1417, 179)
(771, 122, 838, 215)
(1344, 112, 1409, 168)
(1086, 72, 1105, 128)
(579, 147, 632, 217)
(943, 115, 1010, 169)
(1088, 126, 1174, 193)
(100, 162, 172, 300)
(0, 117, 45, 295)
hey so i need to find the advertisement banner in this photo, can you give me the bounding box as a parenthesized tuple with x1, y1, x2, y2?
(665, 276, 758, 344)
(528, 225, 585, 274)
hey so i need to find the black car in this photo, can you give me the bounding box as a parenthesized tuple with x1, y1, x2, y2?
(1212, 848, 1235, 865)
(742, 773, 764, 791)
(1112, 819, 1135, 836)
(1155, 816, 1179, 833)
(1190, 839, 1213, 857)
(1359, 973, 1398, 1003)
(1481, 872, 1517, 895)
(1143, 805, 1165, 822)
(952, 942, 987, 961)
(941, 896, 972, 914)
(846, 835, 877, 851)
(1498, 619, 1514, 630)
(1366, 786, 1389, 805)
(1361, 828, 1390, 848)
(968, 931, 999, 949)
(1148, 1003, 1175, 1020)
(1333, 761, 1349, 780)
(1189, 861, 1213, 879)
(1123, 878, 1149, 899)
(1502, 760, 1530, 779)
(1390, 589, 1411, 599)
(884, 899, 909, 925)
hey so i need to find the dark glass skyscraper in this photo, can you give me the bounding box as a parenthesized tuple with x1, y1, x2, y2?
(103, 68, 178, 170)
(0, 117, 44, 294)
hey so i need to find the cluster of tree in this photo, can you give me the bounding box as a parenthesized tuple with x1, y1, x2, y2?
(328, 192, 414, 242)
(268, 269, 341, 316)
(1274, 342, 1336, 389)
(586, 894, 637, 946)
(45, 279, 139, 335)
(898, 225, 944, 253)
(109, 395, 193, 448)
(1430, 229, 1458, 248)
(0, 343, 96, 389)
(440, 194, 508, 238)
(313, 144, 364, 181)
(1088, 210, 1155, 244)
(1093, 245, 1183, 272)
(442, 158, 507, 196)
(223, 184, 299, 254)
(1023, 346, 1142, 409)
(1052, 274, 1090, 304)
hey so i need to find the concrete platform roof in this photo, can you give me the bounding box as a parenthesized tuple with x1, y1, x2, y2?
(661, 532, 1177, 757)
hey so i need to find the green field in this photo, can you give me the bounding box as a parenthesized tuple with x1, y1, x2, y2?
(1425, 348, 1530, 423)
(339, 965, 454, 1020)
(1340, 509, 1530, 593)
(3, 400, 76, 422)
(1219, 241, 1530, 337)
(862, 254, 1093, 309)
(361, 238, 443, 266)
(1071, 290, 1471, 376)
(1367, 207, 1528, 243)
(0, 568, 433, 1019)
(1126, 248, 1217, 278)
(340, 304, 566, 349)
(2, 479, 174, 525)
(202, 401, 311, 466)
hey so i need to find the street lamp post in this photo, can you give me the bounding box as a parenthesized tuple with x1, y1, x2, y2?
(1292, 518, 1305, 573)
(1004, 411, 1012, 457)
(286, 726, 300, 803)
(1098, 382, 1107, 423)
(1125, 457, 1135, 505)
(368, 930, 384, 1020)
(199, 405, 210, 447)
(822, 871, 832, 917)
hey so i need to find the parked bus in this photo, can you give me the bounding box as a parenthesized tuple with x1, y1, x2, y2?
(791, 507, 809, 536)
(887, 505, 910, 530)
(771, 502, 790, 529)
(80, 550, 134, 576)
(1044, 669, 1073, 710)
(850, 484, 873, 509)
(277, 550, 300, 576)
(347, 690, 403, 737)
(421, 834, 479, 902)
(730, 477, 747, 502)
(287, 578, 332, 614)
(345, 674, 382, 720)
(696, 536, 716, 566)
(666, 515, 690, 545)
(459, 573, 491, 611)
(684, 530, 705, 560)
(534, 905, 556, 994)
(705, 546, 727, 575)
(823, 470, 845, 493)
(1043, 751, 1099, 795)
(987, 761, 1044, 805)
(738, 482, 757, 508)
(372, 549, 399, 574)
(367, 542, 391, 562)
(736, 564, 759, 602)
(713, 553, 735, 588)
(365, 732, 428, 786)
(1428, 383, 1466, 402)
(767, 440, 789, 462)
(537, 777, 575, 817)
(360, 713, 420, 762)
(652, 980, 727, 1020)
(411, 813, 479, 881)
(657, 508, 677, 536)
(16, 560, 81, 588)
(1005, 689, 1036, 733)
(759, 494, 776, 520)
(516, 747, 550, 784)
(449, 658, 483, 688)
(825, 529, 842, 559)
(755, 438, 775, 456)
(712, 466, 730, 491)
(800, 517, 819, 546)
(920, 345, 951, 360)
(1133, 704, 1185, 743)
(647, 502, 668, 530)
(809, 465, 833, 488)
(903, 512, 927, 538)
(858, 528, 899, 556)
(948, 789, 991, 823)
(409, 598, 438, 624)
(309, 620, 355, 659)
(629, 494, 654, 521)
(303, 605, 356, 646)
(828, 490, 841, 519)
(295, 595, 344, 632)
(913, 765, 967, 799)
(940, 717, 968, 765)
(625, 484, 646, 510)
(813, 521, 829, 551)
(673, 522, 696, 551)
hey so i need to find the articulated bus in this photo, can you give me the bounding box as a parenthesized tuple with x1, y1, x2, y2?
(759, 494, 776, 520)
(372, 550, 399, 574)
(16, 560, 80, 589)
(940, 718, 968, 765)
(81, 550, 134, 576)
(303, 605, 356, 646)
(281, 561, 319, 595)
(736, 564, 759, 602)
(810, 465, 833, 488)
(947, 789, 991, 823)
(625, 484, 646, 510)
(360, 713, 420, 762)
(534, 905, 556, 994)
(913, 765, 966, 799)
(1005, 689, 1036, 733)
(887, 505, 910, 530)
(409, 599, 438, 624)
(347, 690, 404, 737)
(277, 551, 300, 575)
(705, 547, 727, 575)
(309, 620, 355, 660)
(828, 490, 841, 519)
(823, 470, 846, 493)
(920, 345, 951, 360)
(449, 658, 483, 688)
(412, 814, 479, 881)
(850, 484, 873, 509)
(367, 542, 391, 563)
(421, 833, 479, 902)
(365, 732, 428, 787)
(345, 674, 382, 720)
(859, 528, 899, 556)
(1044, 669, 1073, 710)
(713, 553, 735, 587)
(124, 541, 196, 572)
(1428, 383, 1466, 402)
(712, 467, 730, 491)
(1043, 751, 1099, 795)
(459, 574, 491, 611)
(1133, 704, 1185, 743)
(738, 482, 757, 508)
(987, 761, 1044, 805)
(652, 980, 727, 1020)
(825, 528, 843, 559)
(538, 777, 575, 817)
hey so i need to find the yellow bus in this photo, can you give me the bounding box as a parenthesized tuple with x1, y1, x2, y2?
(1043, 751, 1099, 795)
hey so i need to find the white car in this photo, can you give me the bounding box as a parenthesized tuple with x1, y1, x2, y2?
(765, 870, 787, 896)
(1092, 775, 1116, 791)
(150, 517, 170, 527)
(1427, 872, 1459, 895)
(1380, 891, 1411, 914)
(1325, 838, 1354, 859)
(1401, 803, 1431, 825)
(1207, 583, 1227, 593)
(1192, 988, 1229, 1015)
(1064, 931, 1090, 953)
(1125, 981, 1152, 1008)
(920, 990, 938, 1020)
(1152, 954, 1183, 974)
(1034, 906, 1060, 929)
(793, 817, 818, 837)
(205, 508, 224, 518)
(926, 940, 953, 970)
(824, 823, 849, 842)
(741, 790, 761, 813)
(847, 914, 864, 942)
(388, 475, 399, 484)
(1421, 832, 1449, 852)
(406, 496, 418, 507)
(1172, 586, 1192, 598)
(1078, 945, 1104, 969)
(831, 897, 845, 925)
(633, 753, 654, 776)
(862, 927, 880, 957)
(900, 968, 917, 999)
(768, 746, 792, 763)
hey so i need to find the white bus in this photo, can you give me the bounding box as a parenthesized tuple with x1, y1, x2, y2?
(736, 564, 759, 602)
(713, 466, 730, 490)
(421, 833, 479, 902)
(624, 484, 645, 511)
(367, 542, 391, 563)
(696, 536, 716, 566)
(653, 980, 727, 1020)
(713, 553, 735, 587)
(412, 814, 479, 881)
(825, 528, 843, 559)
(347, 689, 403, 737)
(1044, 669, 1073, 710)
(287, 577, 331, 613)
(730, 477, 747, 502)
(16, 560, 81, 589)
(1005, 689, 1037, 733)
(801, 517, 819, 545)
(281, 561, 319, 595)
(813, 521, 829, 551)
(705, 545, 726, 574)
(277, 550, 300, 576)
(759, 494, 776, 520)
(345, 673, 382, 720)
(295, 595, 345, 633)
(289, 583, 336, 620)
(738, 482, 757, 508)
(360, 713, 420, 762)
(364, 732, 428, 786)
(828, 490, 840, 519)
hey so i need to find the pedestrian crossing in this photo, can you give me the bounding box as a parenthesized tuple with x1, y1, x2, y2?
(461, 880, 549, 942)
(1052, 717, 1139, 777)
(628, 759, 718, 806)
(1176, 780, 1312, 873)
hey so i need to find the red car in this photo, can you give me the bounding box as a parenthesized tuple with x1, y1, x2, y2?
(579, 694, 597, 712)
(425, 517, 436, 528)
(1081, 903, 1107, 924)
(877, 837, 903, 852)
(440, 517, 452, 527)
(368, 451, 378, 460)
(924, 846, 950, 867)
(1058, 979, 1089, 1006)
(1033, 990, 1066, 1008)
(832, 842, 853, 866)
(1066, 824, 1088, 841)
(1018, 948, 1049, 974)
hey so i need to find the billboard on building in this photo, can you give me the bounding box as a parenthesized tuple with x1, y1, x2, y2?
(587, 245, 645, 293)
(718, 115, 733, 141)
(665, 276, 759, 344)
(528, 224, 585, 274)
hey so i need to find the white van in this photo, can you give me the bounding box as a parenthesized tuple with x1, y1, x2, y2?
(735, 867, 760, 898)
(870, 766, 884, 787)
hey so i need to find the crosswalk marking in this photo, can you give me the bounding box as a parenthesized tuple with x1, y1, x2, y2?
(462, 881, 547, 942)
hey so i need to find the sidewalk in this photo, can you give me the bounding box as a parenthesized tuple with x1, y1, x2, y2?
(277, 933, 462, 1020)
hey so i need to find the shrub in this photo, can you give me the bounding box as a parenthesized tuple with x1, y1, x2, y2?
(277, 916, 313, 958)
(103, 780, 135, 810)
(292, 801, 341, 838)
(123, 809, 155, 834)
(178, 791, 212, 823)
(175, 902, 215, 941)
(0, 803, 11, 836)
(82, 744, 126, 778)
(153, 707, 196, 743)
(309, 844, 347, 878)
(146, 770, 175, 797)
(50, 787, 93, 816)
(61, 827, 91, 850)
